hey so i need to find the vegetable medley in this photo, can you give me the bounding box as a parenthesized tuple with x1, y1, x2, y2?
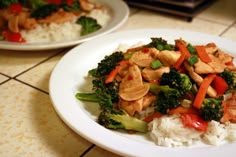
(0, 0, 103, 42)
(76, 37, 236, 134)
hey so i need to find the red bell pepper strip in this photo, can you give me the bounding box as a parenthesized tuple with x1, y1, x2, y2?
(192, 74, 216, 109)
(173, 42, 191, 69)
(143, 112, 162, 123)
(2, 31, 26, 43)
(195, 46, 211, 63)
(9, 3, 22, 14)
(168, 106, 199, 115)
(181, 113, 208, 132)
(212, 75, 228, 96)
(105, 60, 130, 84)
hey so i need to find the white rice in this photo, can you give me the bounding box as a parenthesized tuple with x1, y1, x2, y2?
(21, 8, 111, 43)
(148, 114, 236, 147)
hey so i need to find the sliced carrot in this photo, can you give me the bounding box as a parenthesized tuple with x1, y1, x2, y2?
(168, 106, 199, 115)
(212, 75, 228, 96)
(143, 112, 162, 123)
(195, 46, 211, 63)
(105, 60, 130, 84)
(173, 42, 191, 69)
(192, 74, 216, 109)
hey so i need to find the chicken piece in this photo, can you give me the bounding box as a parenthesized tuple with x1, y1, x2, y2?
(184, 62, 217, 98)
(222, 92, 236, 123)
(119, 64, 143, 90)
(129, 48, 159, 67)
(79, 0, 102, 11)
(8, 15, 19, 32)
(142, 93, 157, 109)
(194, 54, 226, 74)
(119, 98, 143, 116)
(38, 9, 74, 24)
(156, 50, 180, 66)
(119, 64, 150, 101)
(119, 84, 150, 101)
(142, 66, 170, 82)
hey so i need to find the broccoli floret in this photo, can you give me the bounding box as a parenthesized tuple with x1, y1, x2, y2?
(76, 16, 102, 36)
(31, 3, 59, 18)
(149, 84, 181, 114)
(159, 68, 192, 96)
(200, 96, 224, 121)
(146, 37, 175, 51)
(76, 76, 119, 109)
(98, 108, 148, 133)
(89, 51, 124, 77)
(219, 70, 236, 91)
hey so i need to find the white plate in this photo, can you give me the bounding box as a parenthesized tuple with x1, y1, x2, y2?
(0, 0, 129, 51)
(49, 29, 236, 157)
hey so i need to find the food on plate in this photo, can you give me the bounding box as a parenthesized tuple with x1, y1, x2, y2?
(76, 37, 236, 147)
(0, 0, 111, 43)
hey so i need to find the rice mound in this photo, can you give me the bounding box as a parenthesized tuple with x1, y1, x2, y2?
(148, 114, 236, 147)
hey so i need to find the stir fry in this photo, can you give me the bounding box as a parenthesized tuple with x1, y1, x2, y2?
(76, 37, 236, 134)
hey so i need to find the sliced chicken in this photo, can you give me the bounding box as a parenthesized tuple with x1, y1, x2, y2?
(119, 64, 150, 101)
(194, 54, 226, 74)
(129, 48, 159, 67)
(142, 66, 170, 81)
(156, 50, 180, 66)
(119, 64, 143, 90)
(119, 98, 143, 116)
(184, 62, 217, 98)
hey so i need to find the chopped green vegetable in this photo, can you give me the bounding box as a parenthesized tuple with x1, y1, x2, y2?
(187, 43, 196, 54)
(77, 16, 102, 36)
(151, 60, 162, 69)
(188, 55, 199, 66)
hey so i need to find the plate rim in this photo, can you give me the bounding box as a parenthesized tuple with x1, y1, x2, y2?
(49, 28, 236, 157)
(0, 0, 129, 51)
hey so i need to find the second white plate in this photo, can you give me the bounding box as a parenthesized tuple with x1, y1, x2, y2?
(0, 0, 129, 51)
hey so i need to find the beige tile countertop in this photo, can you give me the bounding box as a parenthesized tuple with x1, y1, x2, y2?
(0, 0, 236, 157)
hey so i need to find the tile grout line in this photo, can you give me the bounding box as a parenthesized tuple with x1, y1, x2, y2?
(0, 78, 11, 85)
(219, 20, 236, 36)
(80, 144, 95, 157)
(14, 78, 49, 95)
(13, 49, 65, 79)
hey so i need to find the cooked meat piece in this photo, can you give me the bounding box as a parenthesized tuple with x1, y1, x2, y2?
(184, 62, 217, 98)
(156, 50, 180, 66)
(129, 48, 159, 67)
(142, 66, 170, 81)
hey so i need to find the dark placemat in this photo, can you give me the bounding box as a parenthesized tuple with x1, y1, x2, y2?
(124, 0, 216, 21)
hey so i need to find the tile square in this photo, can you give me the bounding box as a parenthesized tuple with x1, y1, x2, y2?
(16, 52, 66, 92)
(0, 74, 9, 84)
(197, 0, 236, 25)
(120, 10, 227, 35)
(84, 146, 122, 157)
(0, 80, 92, 157)
(0, 49, 59, 77)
